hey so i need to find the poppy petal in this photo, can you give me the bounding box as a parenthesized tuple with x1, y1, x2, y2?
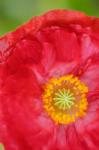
(75, 98, 99, 150)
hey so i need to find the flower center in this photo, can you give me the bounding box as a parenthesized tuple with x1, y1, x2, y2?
(42, 74, 88, 124)
(53, 89, 75, 110)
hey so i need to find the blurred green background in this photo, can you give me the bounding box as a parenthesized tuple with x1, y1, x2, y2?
(0, 0, 99, 36)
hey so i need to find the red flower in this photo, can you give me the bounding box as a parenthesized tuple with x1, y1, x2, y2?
(0, 9, 99, 150)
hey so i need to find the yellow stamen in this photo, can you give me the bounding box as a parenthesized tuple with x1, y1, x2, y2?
(42, 74, 88, 125)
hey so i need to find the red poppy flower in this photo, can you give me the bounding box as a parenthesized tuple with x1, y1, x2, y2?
(0, 9, 99, 150)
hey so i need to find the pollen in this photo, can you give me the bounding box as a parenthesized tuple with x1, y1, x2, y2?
(42, 74, 88, 125)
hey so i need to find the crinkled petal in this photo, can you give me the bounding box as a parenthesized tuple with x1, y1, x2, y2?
(80, 54, 99, 91)
(75, 95, 99, 150)
(35, 26, 81, 78)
